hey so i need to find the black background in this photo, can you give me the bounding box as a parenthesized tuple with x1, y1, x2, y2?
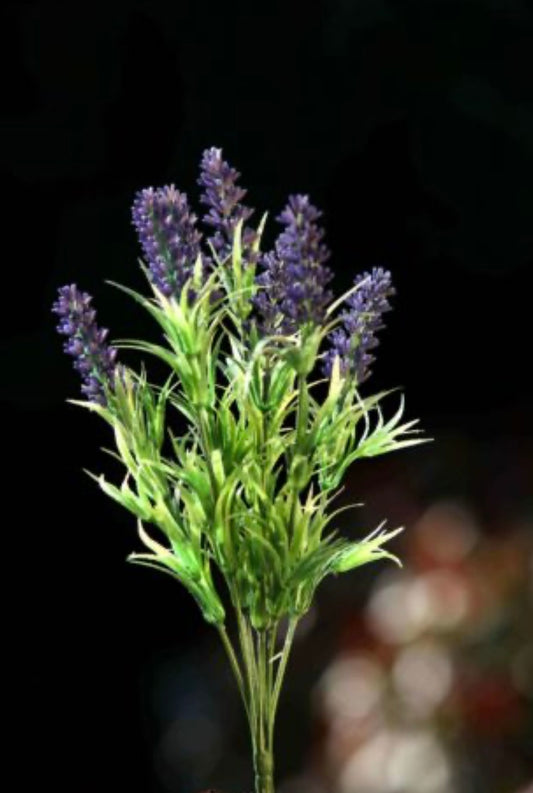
(2, 1, 532, 791)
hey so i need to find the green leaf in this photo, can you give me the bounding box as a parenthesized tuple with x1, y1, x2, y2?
(332, 523, 404, 572)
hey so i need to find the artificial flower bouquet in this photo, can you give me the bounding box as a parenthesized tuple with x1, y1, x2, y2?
(52, 147, 428, 793)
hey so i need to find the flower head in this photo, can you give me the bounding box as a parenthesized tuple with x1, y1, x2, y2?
(131, 185, 202, 299)
(253, 194, 334, 335)
(322, 267, 395, 383)
(52, 284, 118, 404)
(197, 147, 257, 264)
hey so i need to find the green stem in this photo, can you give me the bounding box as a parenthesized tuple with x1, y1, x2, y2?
(222, 611, 295, 793)
(258, 630, 267, 747)
(288, 374, 309, 539)
(216, 624, 249, 720)
(260, 358, 272, 494)
(240, 616, 255, 713)
(253, 627, 274, 793)
(197, 406, 218, 497)
(294, 374, 308, 450)
(267, 624, 277, 713)
(269, 617, 298, 748)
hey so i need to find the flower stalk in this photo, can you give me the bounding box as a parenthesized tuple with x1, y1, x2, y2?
(221, 613, 299, 793)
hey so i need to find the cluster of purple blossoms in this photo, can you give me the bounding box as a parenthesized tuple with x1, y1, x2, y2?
(131, 185, 202, 299)
(52, 284, 117, 405)
(253, 194, 334, 335)
(55, 148, 396, 401)
(321, 267, 395, 383)
(197, 147, 258, 265)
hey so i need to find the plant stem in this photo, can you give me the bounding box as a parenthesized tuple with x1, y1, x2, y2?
(236, 607, 259, 734)
(197, 406, 218, 496)
(287, 375, 307, 534)
(217, 607, 298, 793)
(216, 623, 249, 719)
(294, 374, 308, 449)
(267, 623, 277, 713)
(252, 627, 274, 793)
(269, 617, 298, 748)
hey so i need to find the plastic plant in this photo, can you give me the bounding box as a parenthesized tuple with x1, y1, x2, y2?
(52, 147, 430, 793)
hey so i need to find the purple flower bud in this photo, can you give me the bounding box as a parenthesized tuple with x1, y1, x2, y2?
(322, 267, 395, 384)
(253, 194, 334, 335)
(52, 284, 118, 405)
(197, 147, 257, 265)
(131, 185, 203, 299)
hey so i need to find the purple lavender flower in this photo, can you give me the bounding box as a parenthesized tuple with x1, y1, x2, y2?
(253, 194, 334, 335)
(252, 251, 286, 335)
(321, 267, 395, 383)
(52, 285, 118, 404)
(131, 185, 203, 299)
(197, 147, 257, 264)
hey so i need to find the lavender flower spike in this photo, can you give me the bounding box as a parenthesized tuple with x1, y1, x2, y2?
(52, 284, 118, 405)
(197, 147, 256, 263)
(254, 194, 334, 335)
(131, 185, 203, 299)
(321, 267, 395, 383)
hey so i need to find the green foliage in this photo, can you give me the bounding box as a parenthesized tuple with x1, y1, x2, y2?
(75, 219, 429, 630)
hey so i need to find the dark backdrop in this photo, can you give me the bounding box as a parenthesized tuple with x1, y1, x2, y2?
(2, 1, 532, 792)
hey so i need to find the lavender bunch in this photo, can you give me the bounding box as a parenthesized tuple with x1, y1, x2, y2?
(53, 146, 430, 793)
(52, 284, 117, 405)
